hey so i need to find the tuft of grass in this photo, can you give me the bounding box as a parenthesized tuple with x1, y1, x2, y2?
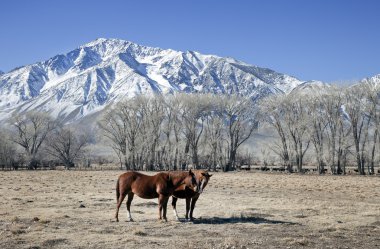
(11, 216, 20, 223)
(39, 219, 51, 224)
(288, 237, 310, 246)
(41, 238, 68, 247)
(133, 229, 147, 236)
(11, 228, 26, 235)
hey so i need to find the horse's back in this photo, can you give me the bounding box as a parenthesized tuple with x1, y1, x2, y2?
(118, 171, 168, 199)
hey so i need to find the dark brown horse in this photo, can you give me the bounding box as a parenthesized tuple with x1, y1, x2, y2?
(115, 170, 198, 222)
(171, 170, 212, 221)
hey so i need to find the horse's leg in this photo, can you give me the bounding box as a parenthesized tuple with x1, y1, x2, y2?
(189, 196, 199, 221)
(162, 196, 169, 222)
(158, 195, 169, 221)
(185, 197, 191, 220)
(171, 197, 180, 220)
(115, 191, 127, 222)
(126, 192, 134, 222)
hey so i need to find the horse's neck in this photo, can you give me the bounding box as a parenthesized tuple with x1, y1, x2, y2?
(170, 173, 187, 188)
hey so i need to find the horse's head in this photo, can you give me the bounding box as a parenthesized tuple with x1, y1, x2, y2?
(183, 169, 198, 191)
(196, 171, 212, 194)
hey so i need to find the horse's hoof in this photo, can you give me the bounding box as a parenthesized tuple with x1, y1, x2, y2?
(128, 218, 134, 222)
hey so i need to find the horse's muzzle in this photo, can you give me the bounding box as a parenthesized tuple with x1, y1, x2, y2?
(195, 183, 203, 194)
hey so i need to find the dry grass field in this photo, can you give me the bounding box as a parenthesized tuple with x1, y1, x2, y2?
(0, 170, 379, 249)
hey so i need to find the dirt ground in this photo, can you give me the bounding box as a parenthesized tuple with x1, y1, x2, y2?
(0, 170, 379, 249)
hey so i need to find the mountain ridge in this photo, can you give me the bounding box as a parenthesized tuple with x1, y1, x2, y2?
(0, 38, 330, 123)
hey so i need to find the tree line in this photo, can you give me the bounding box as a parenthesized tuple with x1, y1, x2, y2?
(0, 112, 90, 170)
(260, 82, 380, 175)
(0, 81, 379, 175)
(98, 93, 257, 172)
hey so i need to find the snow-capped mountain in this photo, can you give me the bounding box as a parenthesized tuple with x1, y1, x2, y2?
(0, 38, 306, 122)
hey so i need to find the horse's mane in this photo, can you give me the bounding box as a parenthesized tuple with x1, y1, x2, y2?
(167, 171, 188, 180)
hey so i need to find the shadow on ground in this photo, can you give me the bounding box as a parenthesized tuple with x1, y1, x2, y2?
(189, 215, 299, 225)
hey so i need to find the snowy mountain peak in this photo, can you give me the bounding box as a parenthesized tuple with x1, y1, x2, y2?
(0, 38, 308, 123)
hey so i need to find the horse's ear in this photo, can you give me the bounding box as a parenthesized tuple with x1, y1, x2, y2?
(202, 172, 212, 177)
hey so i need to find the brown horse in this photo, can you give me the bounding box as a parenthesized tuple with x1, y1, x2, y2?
(115, 170, 198, 222)
(171, 170, 212, 221)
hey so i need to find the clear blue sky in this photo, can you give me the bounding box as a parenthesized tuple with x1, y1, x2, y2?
(0, 0, 379, 82)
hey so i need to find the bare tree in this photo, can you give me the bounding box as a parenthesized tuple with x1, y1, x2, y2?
(181, 94, 210, 169)
(259, 95, 292, 171)
(11, 111, 56, 169)
(204, 95, 225, 171)
(310, 87, 352, 174)
(45, 127, 89, 169)
(223, 95, 258, 172)
(0, 130, 16, 170)
(362, 81, 380, 174)
(345, 86, 370, 175)
(160, 95, 189, 170)
(283, 92, 310, 172)
(170, 95, 186, 170)
(99, 107, 128, 169)
(137, 95, 165, 170)
(306, 92, 328, 173)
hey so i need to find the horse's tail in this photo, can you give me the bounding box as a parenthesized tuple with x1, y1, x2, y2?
(116, 177, 120, 203)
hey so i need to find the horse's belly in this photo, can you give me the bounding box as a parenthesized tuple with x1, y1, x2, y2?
(134, 190, 159, 199)
(173, 189, 196, 199)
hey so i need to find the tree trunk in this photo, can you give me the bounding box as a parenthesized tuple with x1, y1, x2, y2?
(225, 149, 237, 172)
(369, 129, 377, 175)
(192, 146, 199, 169)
